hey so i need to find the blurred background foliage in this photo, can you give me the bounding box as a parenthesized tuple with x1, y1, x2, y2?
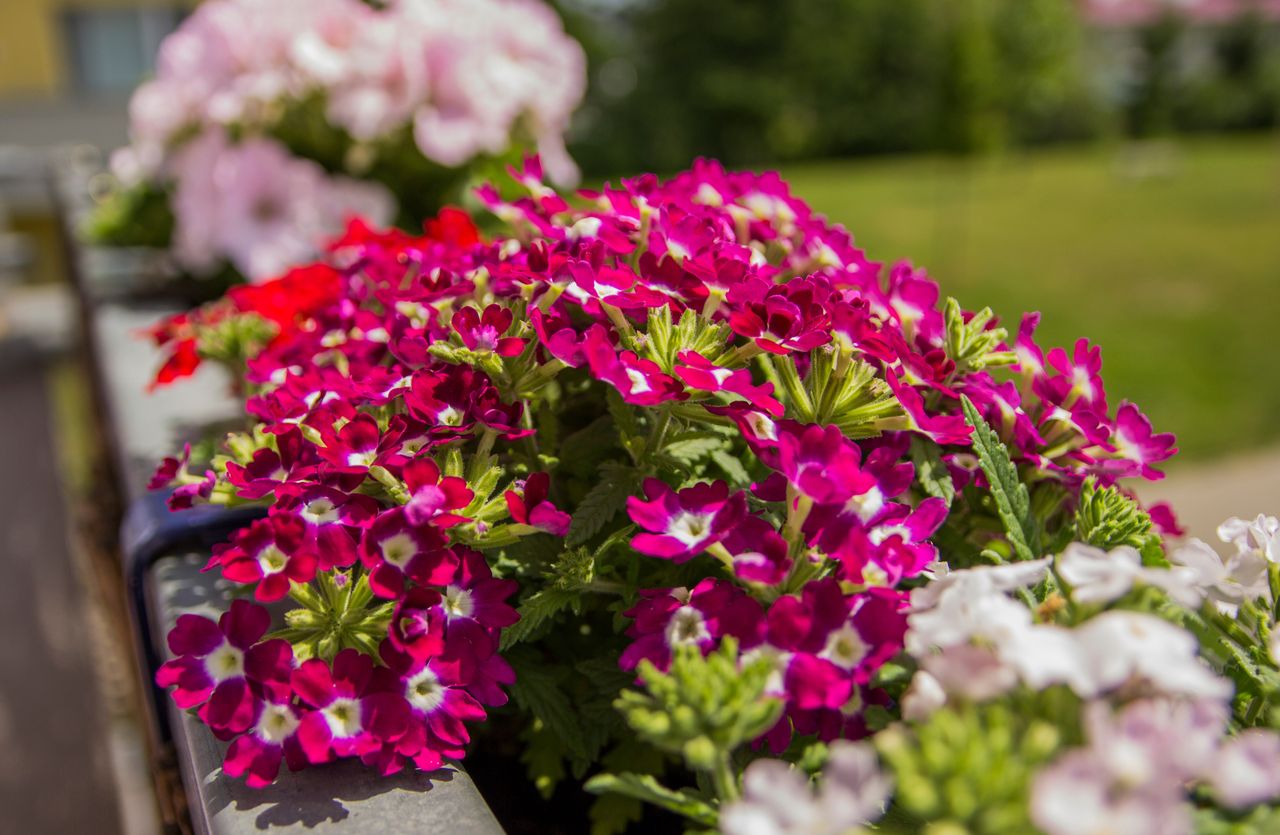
(557, 0, 1280, 173)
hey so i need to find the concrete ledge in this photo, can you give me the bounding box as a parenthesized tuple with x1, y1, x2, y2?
(82, 296, 505, 833)
(151, 554, 503, 835)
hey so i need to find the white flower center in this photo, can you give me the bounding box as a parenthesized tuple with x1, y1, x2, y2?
(256, 703, 299, 744)
(204, 642, 244, 683)
(665, 606, 710, 648)
(437, 405, 464, 427)
(379, 533, 418, 569)
(405, 668, 446, 714)
(625, 368, 653, 394)
(745, 412, 777, 441)
(302, 498, 339, 525)
(399, 436, 428, 456)
(442, 585, 475, 619)
(667, 511, 715, 547)
(257, 545, 289, 576)
(568, 217, 602, 239)
(844, 487, 886, 524)
(820, 623, 869, 671)
(346, 450, 376, 468)
(473, 326, 500, 352)
(323, 697, 363, 739)
(869, 524, 911, 547)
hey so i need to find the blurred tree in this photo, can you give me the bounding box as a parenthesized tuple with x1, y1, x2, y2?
(1128, 13, 1186, 137)
(1177, 10, 1280, 133)
(560, 0, 1100, 175)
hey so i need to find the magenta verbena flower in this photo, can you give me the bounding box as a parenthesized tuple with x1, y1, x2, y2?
(452, 304, 525, 357)
(620, 579, 765, 672)
(504, 472, 571, 536)
(275, 484, 379, 571)
(583, 326, 685, 406)
(210, 515, 318, 602)
(674, 350, 783, 416)
(627, 478, 747, 561)
(156, 599, 278, 734)
(402, 458, 473, 528)
(292, 649, 411, 766)
(360, 508, 455, 599)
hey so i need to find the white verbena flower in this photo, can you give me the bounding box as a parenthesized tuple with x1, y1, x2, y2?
(1209, 729, 1280, 810)
(1031, 697, 1226, 835)
(1071, 611, 1232, 701)
(1031, 747, 1191, 835)
(1217, 514, 1280, 563)
(1056, 543, 1202, 608)
(719, 742, 890, 835)
(1169, 538, 1270, 616)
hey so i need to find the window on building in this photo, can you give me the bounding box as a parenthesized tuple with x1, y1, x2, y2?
(62, 8, 185, 95)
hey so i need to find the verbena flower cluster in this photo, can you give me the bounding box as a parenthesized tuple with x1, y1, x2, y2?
(96, 0, 584, 282)
(151, 159, 1280, 832)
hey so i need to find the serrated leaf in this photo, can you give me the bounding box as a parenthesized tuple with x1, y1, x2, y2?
(960, 396, 1038, 562)
(509, 656, 594, 762)
(606, 388, 640, 440)
(589, 792, 644, 835)
(710, 449, 751, 485)
(500, 588, 580, 650)
(910, 437, 955, 506)
(521, 721, 567, 800)
(560, 417, 621, 480)
(566, 462, 640, 547)
(662, 437, 724, 467)
(584, 773, 718, 827)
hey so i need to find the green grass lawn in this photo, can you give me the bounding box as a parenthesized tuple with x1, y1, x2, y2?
(779, 135, 1280, 462)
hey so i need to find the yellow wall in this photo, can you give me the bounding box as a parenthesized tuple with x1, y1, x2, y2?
(0, 0, 198, 99)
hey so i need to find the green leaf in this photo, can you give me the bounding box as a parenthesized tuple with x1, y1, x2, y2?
(589, 792, 644, 835)
(960, 395, 1039, 562)
(606, 388, 641, 441)
(944, 297, 1015, 374)
(910, 437, 955, 506)
(584, 773, 718, 827)
(710, 449, 751, 486)
(566, 461, 641, 547)
(520, 721, 567, 800)
(662, 436, 725, 467)
(1074, 477, 1166, 566)
(559, 417, 621, 480)
(500, 588, 580, 651)
(509, 655, 595, 763)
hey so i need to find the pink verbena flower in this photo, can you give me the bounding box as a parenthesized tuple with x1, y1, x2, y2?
(211, 515, 318, 601)
(221, 640, 305, 787)
(156, 599, 277, 734)
(275, 484, 379, 571)
(505, 472, 571, 536)
(1105, 402, 1177, 480)
(379, 643, 489, 772)
(403, 458, 473, 528)
(885, 371, 972, 446)
(360, 508, 456, 599)
(452, 304, 525, 357)
(620, 579, 765, 672)
(583, 326, 685, 406)
(674, 350, 782, 416)
(292, 649, 410, 767)
(627, 478, 747, 561)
